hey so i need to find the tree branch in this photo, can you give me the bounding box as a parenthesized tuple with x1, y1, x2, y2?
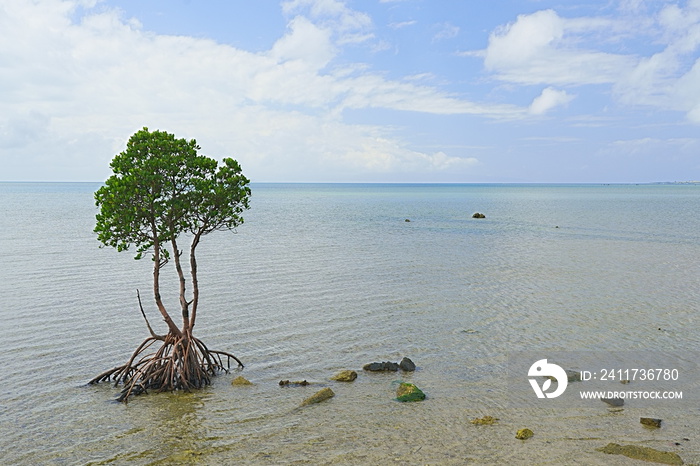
(137, 289, 165, 341)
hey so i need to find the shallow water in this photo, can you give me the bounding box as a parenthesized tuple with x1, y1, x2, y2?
(1, 182, 699, 465)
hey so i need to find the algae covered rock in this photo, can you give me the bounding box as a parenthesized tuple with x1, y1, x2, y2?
(331, 370, 357, 382)
(231, 376, 253, 386)
(640, 417, 663, 428)
(515, 428, 534, 440)
(472, 212, 486, 218)
(396, 382, 425, 402)
(596, 443, 683, 465)
(471, 415, 499, 425)
(301, 387, 335, 406)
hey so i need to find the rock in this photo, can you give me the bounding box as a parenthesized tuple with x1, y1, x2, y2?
(602, 397, 624, 407)
(399, 357, 416, 372)
(404, 218, 411, 222)
(363, 361, 399, 372)
(471, 415, 499, 425)
(515, 428, 534, 440)
(279, 380, 309, 386)
(300, 387, 335, 406)
(231, 376, 253, 386)
(640, 417, 663, 428)
(330, 370, 357, 382)
(396, 382, 425, 402)
(546, 369, 581, 383)
(596, 443, 683, 465)
(472, 212, 486, 219)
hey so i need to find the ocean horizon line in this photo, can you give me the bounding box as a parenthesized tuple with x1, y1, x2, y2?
(2, 180, 698, 186)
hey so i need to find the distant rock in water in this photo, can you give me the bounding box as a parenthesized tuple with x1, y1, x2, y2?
(472, 212, 486, 219)
(404, 218, 411, 222)
(399, 357, 416, 372)
(363, 361, 399, 372)
(331, 370, 357, 382)
(300, 387, 335, 406)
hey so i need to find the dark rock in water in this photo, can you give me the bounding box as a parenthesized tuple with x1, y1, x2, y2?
(399, 357, 416, 372)
(596, 443, 682, 465)
(301, 387, 335, 406)
(602, 397, 624, 407)
(404, 218, 411, 222)
(472, 212, 486, 219)
(279, 379, 309, 386)
(396, 382, 425, 402)
(363, 361, 399, 372)
(331, 370, 357, 382)
(640, 417, 663, 428)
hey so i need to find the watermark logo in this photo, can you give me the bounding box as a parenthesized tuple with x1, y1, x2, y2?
(528, 359, 568, 398)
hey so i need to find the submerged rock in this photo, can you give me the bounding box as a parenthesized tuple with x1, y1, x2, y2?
(602, 397, 624, 407)
(515, 428, 534, 440)
(363, 361, 399, 372)
(547, 370, 581, 383)
(231, 376, 253, 386)
(396, 382, 425, 402)
(331, 370, 357, 382)
(279, 380, 309, 386)
(596, 443, 683, 465)
(640, 417, 663, 428)
(301, 387, 335, 406)
(399, 357, 416, 372)
(471, 415, 499, 425)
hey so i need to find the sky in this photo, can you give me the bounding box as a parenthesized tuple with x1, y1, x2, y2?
(2, 0, 700, 183)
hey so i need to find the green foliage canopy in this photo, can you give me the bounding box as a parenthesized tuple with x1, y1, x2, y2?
(94, 127, 251, 260)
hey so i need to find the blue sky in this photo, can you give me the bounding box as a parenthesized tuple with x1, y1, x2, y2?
(2, 0, 700, 182)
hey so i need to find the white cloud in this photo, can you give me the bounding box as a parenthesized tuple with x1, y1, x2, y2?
(433, 22, 459, 41)
(0, 0, 504, 181)
(483, 9, 636, 85)
(389, 20, 416, 30)
(281, 0, 374, 45)
(613, 1, 700, 121)
(270, 16, 335, 68)
(478, 4, 700, 124)
(529, 87, 575, 115)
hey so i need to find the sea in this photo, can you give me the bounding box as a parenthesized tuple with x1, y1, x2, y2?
(1, 182, 699, 465)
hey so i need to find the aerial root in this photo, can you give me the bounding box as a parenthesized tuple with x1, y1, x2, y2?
(88, 333, 243, 402)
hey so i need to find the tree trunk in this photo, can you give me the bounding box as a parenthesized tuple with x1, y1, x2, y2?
(152, 233, 181, 337)
(189, 232, 202, 329)
(171, 237, 191, 333)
